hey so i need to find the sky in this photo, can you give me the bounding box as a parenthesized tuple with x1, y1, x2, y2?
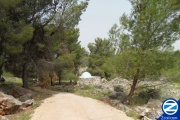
(78, 0, 180, 50)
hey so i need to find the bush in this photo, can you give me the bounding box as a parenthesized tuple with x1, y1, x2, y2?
(139, 89, 161, 100)
(130, 89, 161, 106)
(61, 71, 78, 84)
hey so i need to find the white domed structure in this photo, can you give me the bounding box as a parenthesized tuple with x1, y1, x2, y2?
(80, 72, 92, 78)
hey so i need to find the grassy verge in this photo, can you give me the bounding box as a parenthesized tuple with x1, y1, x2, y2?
(73, 85, 109, 100)
(51, 85, 110, 100)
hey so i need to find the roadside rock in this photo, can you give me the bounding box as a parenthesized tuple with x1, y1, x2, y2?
(12, 86, 32, 98)
(145, 109, 162, 120)
(0, 92, 22, 115)
(0, 92, 34, 115)
(135, 99, 162, 120)
(22, 99, 35, 108)
(135, 106, 150, 116)
(19, 94, 33, 102)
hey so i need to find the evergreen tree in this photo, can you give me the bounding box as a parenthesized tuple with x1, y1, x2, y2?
(88, 38, 115, 77)
(108, 0, 180, 103)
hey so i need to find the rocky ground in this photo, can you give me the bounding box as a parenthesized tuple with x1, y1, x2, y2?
(78, 77, 180, 120)
(0, 86, 35, 120)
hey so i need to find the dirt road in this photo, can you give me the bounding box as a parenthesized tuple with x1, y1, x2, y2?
(30, 93, 133, 120)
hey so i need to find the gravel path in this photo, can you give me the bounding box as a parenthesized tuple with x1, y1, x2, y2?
(30, 93, 133, 120)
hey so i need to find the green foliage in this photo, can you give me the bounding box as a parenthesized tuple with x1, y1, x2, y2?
(88, 38, 115, 77)
(61, 71, 78, 82)
(0, 0, 89, 88)
(56, 46, 82, 83)
(164, 68, 180, 82)
(161, 50, 180, 83)
(104, 0, 180, 101)
(2, 70, 14, 77)
(11, 25, 34, 43)
(74, 85, 110, 100)
(54, 28, 87, 84)
(107, 49, 174, 80)
(130, 89, 161, 106)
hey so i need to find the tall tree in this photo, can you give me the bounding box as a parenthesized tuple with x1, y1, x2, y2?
(55, 28, 86, 84)
(108, 0, 180, 103)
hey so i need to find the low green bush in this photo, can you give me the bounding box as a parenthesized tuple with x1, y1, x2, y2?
(130, 88, 161, 106)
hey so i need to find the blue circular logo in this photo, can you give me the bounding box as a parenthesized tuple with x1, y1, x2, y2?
(162, 98, 178, 115)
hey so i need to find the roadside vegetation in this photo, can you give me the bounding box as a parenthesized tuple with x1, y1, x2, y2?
(0, 0, 180, 119)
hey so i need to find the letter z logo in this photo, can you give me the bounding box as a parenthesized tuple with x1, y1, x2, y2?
(162, 99, 178, 115)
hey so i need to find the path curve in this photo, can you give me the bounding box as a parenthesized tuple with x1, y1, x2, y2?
(30, 93, 133, 120)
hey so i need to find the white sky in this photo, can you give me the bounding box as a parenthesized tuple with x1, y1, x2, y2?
(78, 0, 180, 50)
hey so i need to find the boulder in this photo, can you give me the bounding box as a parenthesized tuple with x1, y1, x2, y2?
(145, 109, 162, 120)
(135, 101, 162, 120)
(22, 99, 35, 108)
(0, 92, 22, 115)
(12, 86, 31, 98)
(19, 94, 33, 102)
(0, 92, 34, 115)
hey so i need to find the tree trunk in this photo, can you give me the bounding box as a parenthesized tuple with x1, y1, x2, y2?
(70, 79, 72, 85)
(50, 73, 54, 86)
(59, 77, 61, 85)
(123, 69, 140, 104)
(22, 63, 28, 88)
(0, 63, 3, 78)
(58, 71, 61, 85)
